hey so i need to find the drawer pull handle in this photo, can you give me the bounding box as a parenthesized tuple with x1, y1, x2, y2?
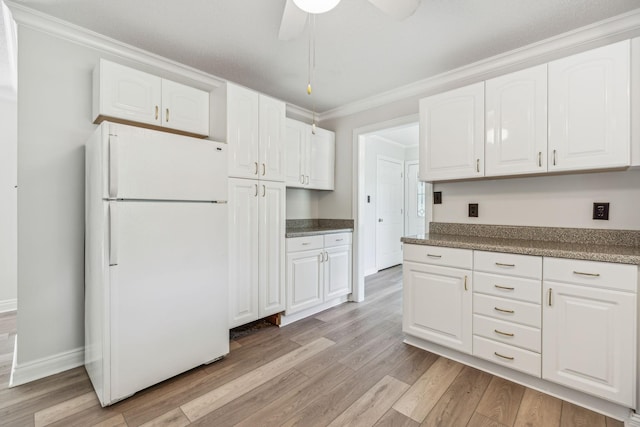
(464, 275, 468, 291)
(336, 238, 344, 241)
(494, 329, 514, 337)
(427, 254, 442, 258)
(495, 262, 515, 267)
(494, 352, 514, 361)
(548, 288, 552, 306)
(302, 242, 310, 246)
(494, 284, 514, 291)
(494, 307, 514, 314)
(573, 271, 600, 277)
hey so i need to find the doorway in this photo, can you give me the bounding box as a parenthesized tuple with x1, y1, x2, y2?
(360, 120, 430, 279)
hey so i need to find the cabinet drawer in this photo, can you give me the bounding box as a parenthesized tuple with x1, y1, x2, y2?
(543, 257, 637, 292)
(403, 244, 472, 269)
(286, 235, 323, 252)
(474, 251, 542, 279)
(324, 232, 352, 248)
(474, 294, 541, 328)
(473, 335, 541, 377)
(474, 272, 541, 304)
(473, 314, 541, 353)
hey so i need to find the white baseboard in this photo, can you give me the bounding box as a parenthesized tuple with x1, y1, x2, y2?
(280, 295, 350, 327)
(627, 413, 640, 426)
(10, 342, 84, 387)
(0, 299, 17, 313)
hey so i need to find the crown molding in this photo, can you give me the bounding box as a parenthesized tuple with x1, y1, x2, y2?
(319, 8, 640, 122)
(4, 1, 226, 89)
(285, 103, 314, 122)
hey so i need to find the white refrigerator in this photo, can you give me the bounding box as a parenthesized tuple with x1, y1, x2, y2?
(85, 122, 229, 406)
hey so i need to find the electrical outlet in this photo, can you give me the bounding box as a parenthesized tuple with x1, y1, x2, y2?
(593, 202, 609, 220)
(433, 191, 442, 204)
(468, 203, 478, 218)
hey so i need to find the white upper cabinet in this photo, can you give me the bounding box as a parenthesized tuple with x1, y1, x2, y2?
(285, 119, 308, 186)
(548, 40, 630, 172)
(93, 59, 209, 137)
(309, 127, 335, 190)
(259, 96, 286, 182)
(285, 118, 335, 190)
(227, 84, 285, 182)
(419, 82, 484, 181)
(161, 79, 210, 137)
(485, 65, 548, 176)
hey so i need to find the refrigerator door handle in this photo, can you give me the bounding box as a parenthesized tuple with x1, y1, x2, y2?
(109, 134, 119, 198)
(109, 203, 119, 266)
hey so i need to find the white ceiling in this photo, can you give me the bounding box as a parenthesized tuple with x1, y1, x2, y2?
(5, 0, 640, 113)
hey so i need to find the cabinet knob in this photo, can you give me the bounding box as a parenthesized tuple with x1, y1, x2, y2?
(155, 105, 159, 120)
(165, 108, 169, 122)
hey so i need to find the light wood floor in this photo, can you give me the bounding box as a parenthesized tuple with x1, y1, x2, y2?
(0, 266, 626, 426)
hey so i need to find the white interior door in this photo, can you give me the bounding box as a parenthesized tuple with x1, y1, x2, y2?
(109, 201, 228, 402)
(376, 156, 404, 270)
(405, 161, 426, 236)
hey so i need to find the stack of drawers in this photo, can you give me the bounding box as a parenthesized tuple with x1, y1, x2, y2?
(472, 251, 543, 377)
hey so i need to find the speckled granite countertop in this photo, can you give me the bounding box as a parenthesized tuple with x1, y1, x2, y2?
(286, 219, 354, 238)
(401, 223, 640, 265)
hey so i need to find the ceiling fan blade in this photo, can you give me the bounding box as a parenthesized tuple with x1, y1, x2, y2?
(368, 0, 421, 20)
(278, 0, 308, 40)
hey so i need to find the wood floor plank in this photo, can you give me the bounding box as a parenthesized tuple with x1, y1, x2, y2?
(387, 347, 438, 385)
(475, 376, 526, 426)
(605, 417, 624, 427)
(180, 337, 335, 422)
(328, 375, 410, 427)
(560, 401, 606, 427)
(229, 340, 242, 351)
(278, 340, 422, 427)
(392, 357, 464, 423)
(236, 364, 355, 426)
(188, 368, 309, 426)
(338, 325, 401, 371)
(34, 392, 98, 427)
(467, 412, 510, 427)
(91, 414, 128, 427)
(513, 388, 562, 427)
(139, 408, 189, 427)
(373, 409, 421, 427)
(421, 366, 492, 427)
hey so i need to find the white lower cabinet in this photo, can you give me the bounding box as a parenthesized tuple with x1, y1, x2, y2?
(402, 246, 638, 409)
(228, 178, 285, 328)
(402, 245, 473, 354)
(542, 257, 637, 407)
(286, 233, 352, 315)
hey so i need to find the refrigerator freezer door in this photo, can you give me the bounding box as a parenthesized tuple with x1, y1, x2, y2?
(103, 122, 227, 201)
(109, 201, 228, 403)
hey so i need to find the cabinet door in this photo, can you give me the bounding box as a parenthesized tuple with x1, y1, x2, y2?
(96, 59, 162, 126)
(286, 249, 323, 314)
(419, 82, 484, 181)
(227, 84, 260, 179)
(285, 119, 307, 188)
(485, 65, 547, 176)
(548, 40, 630, 172)
(325, 245, 352, 300)
(542, 281, 636, 406)
(309, 127, 335, 190)
(403, 261, 472, 354)
(228, 178, 260, 328)
(259, 181, 286, 317)
(258, 96, 286, 182)
(161, 79, 209, 136)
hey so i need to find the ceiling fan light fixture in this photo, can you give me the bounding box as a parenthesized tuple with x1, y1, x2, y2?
(293, 0, 341, 14)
